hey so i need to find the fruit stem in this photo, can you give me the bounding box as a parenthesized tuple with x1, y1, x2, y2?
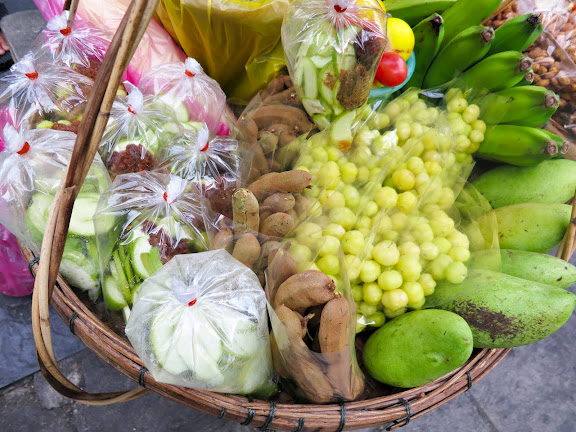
(560, 142, 570, 155)
(519, 57, 533, 72)
(545, 94, 560, 108)
(481, 28, 495, 44)
(544, 142, 559, 156)
(430, 16, 444, 35)
(527, 14, 541, 28)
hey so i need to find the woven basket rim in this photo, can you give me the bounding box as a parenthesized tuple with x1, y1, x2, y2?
(20, 243, 510, 431)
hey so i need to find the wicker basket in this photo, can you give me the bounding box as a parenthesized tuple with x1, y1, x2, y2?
(26, 0, 576, 430)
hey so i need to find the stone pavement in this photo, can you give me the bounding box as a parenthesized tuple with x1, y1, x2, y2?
(0, 2, 575, 431)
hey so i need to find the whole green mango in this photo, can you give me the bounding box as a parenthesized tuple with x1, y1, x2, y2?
(493, 203, 571, 253)
(472, 160, 576, 208)
(363, 310, 473, 388)
(426, 269, 576, 348)
(472, 249, 576, 289)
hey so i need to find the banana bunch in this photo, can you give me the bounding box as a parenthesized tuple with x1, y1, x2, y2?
(386, 0, 567, 167)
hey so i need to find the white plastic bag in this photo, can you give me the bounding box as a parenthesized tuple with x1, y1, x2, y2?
(125, 250, 277, 396)
(139, 58, 227, 134)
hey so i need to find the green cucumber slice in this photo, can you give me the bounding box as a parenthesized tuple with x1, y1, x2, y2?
(118, 243, 135, 284)
(112, 252, 133, 303)
(310, 55, 332, 69)
(25, 193, 53, 244)
(318, 63, 336, 105)
(128, 235, 153, 279)
(312, 115, 331, 130)
(301, 98, 326, 115)
(157, 93, 189, 123)
(69, 193, 100, 237)
(149, 308, 188, 375)
(60, 253, 99, 295)
(114, 139, 146, 153)
(102, 275, 128, 311)
(330, 111, 357, 150)
(182, 121, 203, 131)
(162, 122, 181, 135)
(300, 57, 318, 99)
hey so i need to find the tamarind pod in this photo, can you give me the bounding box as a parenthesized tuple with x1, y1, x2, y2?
(210, 227, 233, 252)
(248, 170, 312, 201)
(258, 131, 279, 155)
(267, 75, 287, 94)
(232, 188, 260, 236)
(252, 142, 270, 174)
(286, 209, 298, 221)
(260, 213, 295, 239)
(266, 123, 291, 134)
(306, 304, 325, 333)
(275, 305, 334, 403)
(327, 350, 365, 401)
(232, 233, 261, 269)
(259, 209, 274, 224)
(269, 160, 282, 172)
(251, 105, 316, 134)
(318, 294, 351, 354)
(247, 166, 261, 185)
(236, 117, 258, 145)
(267, 249, 298, 304)
(281, 75, 293, 88)
(278, 130, 298, 148)
(270, 332, 290, 377)
(293, 193, 310, 215)
(274, 270, 336, 314)
(263, 87, 301, 106)
(259, 240, 283, 264)
(263, 193, 296, 213)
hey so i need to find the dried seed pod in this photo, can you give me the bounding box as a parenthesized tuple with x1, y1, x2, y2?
(260, 212, 295, 239)
(274, 270, 336, 314)
(267, 248, 298, 304)
(232, 188, 260, 235)
(262, 193, 296, 213)
(248, 170, 312, 201)
(210, 227, 233, 252)
(318, 294, 350, 354)
(232, 233, 261, 269)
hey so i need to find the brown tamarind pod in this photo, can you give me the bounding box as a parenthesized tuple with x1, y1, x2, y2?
(232, 233, 261, 269)
(247, 166, 261, 185)
(274, 270, 336, 314)
(286, 209, 298, 221)
(275, 305, 334, 403)
(258, 131, 279, 155)
(251, 105, 315, 134)
(259, 241, 282, 264)
(306, 304, 325, 333)
(210, 227, 233, 252)
(232, 188, 260, 236)
(267, 75, 287, 94)
(294, 193, 310, 215)
(260, 212, 295, 239)
(248, 170, 312, 201)
(262, 193, 296, 213)
(318, 294, 350, 354)
(266, 123, 291, 134)
(263, 88, 301, 106)
(267, 249, 298, 304)
(252, 142, 270, 175)
(278, 130, 298, 148)
(236, 117, 258, 145)
(270, 332, 290, 377)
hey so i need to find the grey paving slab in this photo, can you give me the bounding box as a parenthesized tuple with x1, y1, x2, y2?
(0, 9, 46, 62)
(0, 292, 85, 388)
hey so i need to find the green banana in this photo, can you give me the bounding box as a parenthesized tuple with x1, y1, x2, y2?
(477, 124, 564, 166)
(385, 0, 456, 27)
(423, 26, 494, 89)
(454, 51, 533, 93)
(405, 14, 445, 89)
(487, 13, 544, 56)
(515, 69, 534, 86)
(440, 0, 503, 49)
(475, 86, 560, 127)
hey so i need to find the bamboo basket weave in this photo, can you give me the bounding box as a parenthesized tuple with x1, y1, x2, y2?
(23, 0, 576, 430)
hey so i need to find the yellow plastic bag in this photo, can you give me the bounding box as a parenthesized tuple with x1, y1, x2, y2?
(155, 0, 291, 102)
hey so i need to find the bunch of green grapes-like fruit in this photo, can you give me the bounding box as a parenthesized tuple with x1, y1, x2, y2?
(287, 90, 487, 332)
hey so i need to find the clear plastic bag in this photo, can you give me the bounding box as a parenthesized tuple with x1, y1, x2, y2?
(100, 83, 181, 179)
(31, 11, 110, 80)
(32, 0, 187, 85)
(0, 53, 92, 129)
(0, 123, 111, 299)
(94, 171, 210, 313)
(125, 250, 277, 396)
(139, 58, 227, 134)
(282, 0, 387, 125)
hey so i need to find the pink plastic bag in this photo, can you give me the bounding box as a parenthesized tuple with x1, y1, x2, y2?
(33, 0, 187, 85)
(0, 223, 34, 297)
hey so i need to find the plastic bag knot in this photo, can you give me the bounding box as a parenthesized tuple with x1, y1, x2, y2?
(16, 142, 30, 155)
(25, 71, 39, 80)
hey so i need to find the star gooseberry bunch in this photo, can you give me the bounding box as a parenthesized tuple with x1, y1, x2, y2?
(286, 90, 486, 332)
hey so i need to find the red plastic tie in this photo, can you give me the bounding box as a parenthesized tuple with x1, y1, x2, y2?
(334, 4, 347, 12)
(185, 70, 195, 77)
(188, 298, 197, 307)
(127, 105, 136, 114)
(60, 26, 72, 36)
(25, 71, 39, 80)
(163, 191, 168, 201)
(200, 141, 209, 152)
(17, 142, 30, 155)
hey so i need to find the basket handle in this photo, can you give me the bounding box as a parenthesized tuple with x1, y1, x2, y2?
(31, 0, 160, 405)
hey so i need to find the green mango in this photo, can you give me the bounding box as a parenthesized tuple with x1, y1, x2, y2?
(363, 310, 473, 388)
(427, 269, 576, 348)
(473, 249, 576, 289)
(472, 160, 576, 208)
(491, 203, 571, 253)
